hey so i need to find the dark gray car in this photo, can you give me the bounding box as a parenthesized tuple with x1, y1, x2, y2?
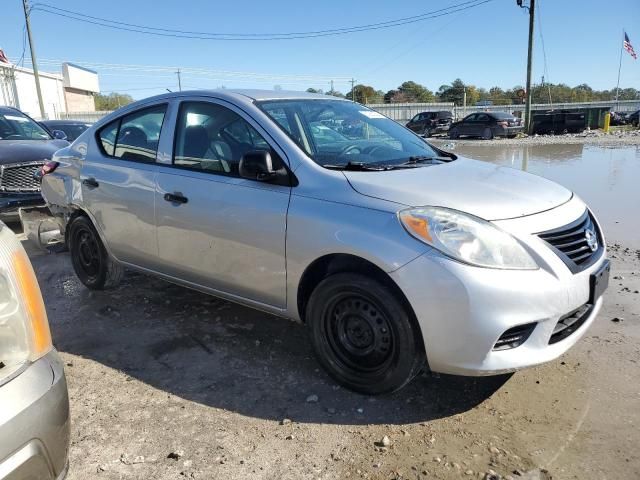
(449, 112, 523, 139)
(0, 107, 68, 221)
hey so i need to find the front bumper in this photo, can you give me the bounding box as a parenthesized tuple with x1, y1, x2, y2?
(0, 350, 70, 480)
(0, 193, 45, 221)
(390, 196, 607, 376)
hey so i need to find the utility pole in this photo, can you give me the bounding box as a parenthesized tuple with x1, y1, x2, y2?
(22, 0, 45, 119)
(176, 69, 182, 91)
(350, 78, 356, 102)
(330, 79, 334, 94)
(519, 0, 536, 134)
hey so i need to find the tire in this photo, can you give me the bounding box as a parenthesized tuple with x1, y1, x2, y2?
(68, 215, 123, 290)
(448, 128, 459, 139)
(306, 273, 425, 395)
(482, 127, 493, 140)
(422, 127, 432, 137)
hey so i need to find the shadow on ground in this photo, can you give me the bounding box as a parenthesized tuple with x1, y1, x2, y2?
(31, 249, 510, 426)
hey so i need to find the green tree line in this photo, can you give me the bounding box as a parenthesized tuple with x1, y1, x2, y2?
(311, 79, 640, 105)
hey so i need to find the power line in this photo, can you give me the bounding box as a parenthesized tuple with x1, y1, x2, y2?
(30, 1, 493, 41)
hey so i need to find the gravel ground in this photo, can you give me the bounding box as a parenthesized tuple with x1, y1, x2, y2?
(20, 236, 640, 480)
(429, 128, 640, 148)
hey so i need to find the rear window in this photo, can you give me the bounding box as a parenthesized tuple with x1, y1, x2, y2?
(491, 112, 515, 120)
(97, 104, 167, 162)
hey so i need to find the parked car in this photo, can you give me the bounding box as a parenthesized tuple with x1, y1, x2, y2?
(40, 90, 609, 394)
(449, 112, 523, 139)
(532, 110, 586, 135)
(626, 109, 639, 127)
(406, 111, 453, 137)
(0, 107, 69, 221)
(0, 221, 70, 479)
(40, 120, 92, 142)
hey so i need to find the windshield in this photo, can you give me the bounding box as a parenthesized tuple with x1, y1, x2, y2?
(0, 110, 51, 140)
(257, 99, 439, 168)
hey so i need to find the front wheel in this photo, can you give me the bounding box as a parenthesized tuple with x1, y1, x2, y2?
(448, 128, 459, 139)
(306, 273, 425, 395)
(69, 215, 123, 290)
(422, 127, 432, 137)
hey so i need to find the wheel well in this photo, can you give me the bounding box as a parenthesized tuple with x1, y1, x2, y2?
(64, 208, 89, 245)
(297, 254, 419, 329)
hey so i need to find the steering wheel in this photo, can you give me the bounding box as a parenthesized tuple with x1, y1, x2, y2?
(338, 144, 362, 157)
(360, 144, 388, 156)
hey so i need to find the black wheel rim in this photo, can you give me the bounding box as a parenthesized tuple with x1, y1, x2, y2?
(74, 227, 101, 278)
(323, 292, 396, 375)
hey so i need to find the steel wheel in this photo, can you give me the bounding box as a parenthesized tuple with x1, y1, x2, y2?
(306, 272, 425, 394)
(324, 293, 396, 375)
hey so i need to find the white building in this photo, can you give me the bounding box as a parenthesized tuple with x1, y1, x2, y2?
(0, 62, 99, 120)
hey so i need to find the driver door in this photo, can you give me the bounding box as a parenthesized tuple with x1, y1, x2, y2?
(154, 98, 291, 308)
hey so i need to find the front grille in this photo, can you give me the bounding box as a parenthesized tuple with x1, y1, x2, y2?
(0, 162, 43, 193)
(538, 210, 602, 272)
(549, 303, 592, 344)
(493, 322, 537, 350)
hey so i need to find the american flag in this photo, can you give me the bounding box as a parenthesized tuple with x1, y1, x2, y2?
(624, 32, 637, 60)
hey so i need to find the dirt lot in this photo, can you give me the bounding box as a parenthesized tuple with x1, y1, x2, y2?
(16, 232, 637, 480)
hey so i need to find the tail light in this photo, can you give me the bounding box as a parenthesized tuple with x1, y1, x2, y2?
(497, 121, 509, 127)
(34, 160, 59, 183)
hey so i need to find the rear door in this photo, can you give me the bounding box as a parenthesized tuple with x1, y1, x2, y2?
(471, 113, 490, 136)
(457, 114, 476, 135)
(154, 98, 291, 308)
(81, 103, 168, 267)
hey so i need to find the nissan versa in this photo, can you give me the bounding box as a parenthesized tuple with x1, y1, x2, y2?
(39, 90, 610, 394)
(0, 222, 70, 479)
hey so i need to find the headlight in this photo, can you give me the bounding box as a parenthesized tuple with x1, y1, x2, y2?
(0, 223, 52, 384)
(399, 207, 538, 270)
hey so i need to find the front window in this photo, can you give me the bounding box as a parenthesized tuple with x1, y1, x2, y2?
(0, 110, 51, 141)
(258, 100, 439, 168)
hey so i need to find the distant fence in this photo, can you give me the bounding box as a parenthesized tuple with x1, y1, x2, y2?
(58, 111, 112, 122)
(59, 99, 640, 125)
(369, 99, 640, 123)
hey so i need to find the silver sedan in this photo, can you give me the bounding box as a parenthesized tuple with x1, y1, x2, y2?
(40, 90, 609, 394)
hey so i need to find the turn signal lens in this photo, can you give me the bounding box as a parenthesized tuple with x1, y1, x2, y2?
(12, 250, 52, 360)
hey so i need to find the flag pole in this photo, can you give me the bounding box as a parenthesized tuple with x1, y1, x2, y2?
(615, 28, 624, 108)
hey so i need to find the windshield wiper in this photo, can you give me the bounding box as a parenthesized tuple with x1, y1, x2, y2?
(323, 162, 387, 171)
(402, 156, 449, 165)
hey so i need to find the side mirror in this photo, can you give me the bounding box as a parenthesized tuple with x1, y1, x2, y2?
(51, 130, 67, 141)
(239, 150, 277, 181)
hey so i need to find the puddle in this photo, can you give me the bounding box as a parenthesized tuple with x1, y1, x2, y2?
(447, 144, 640, 248)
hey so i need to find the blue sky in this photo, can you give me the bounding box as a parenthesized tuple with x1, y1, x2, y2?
(1, 0, 638, 99)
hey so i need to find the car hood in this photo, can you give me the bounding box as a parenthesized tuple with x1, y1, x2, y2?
(0, 139, 69, 165)
(344, 157, 572, 220)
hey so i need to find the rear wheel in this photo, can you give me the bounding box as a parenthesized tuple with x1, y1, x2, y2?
(69, 215, 123, 290)
(306, 273, 425, 394)
(482, 127, 493, 140)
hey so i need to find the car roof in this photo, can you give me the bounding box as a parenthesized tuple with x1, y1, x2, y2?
(0, 106, 23, 115)
(40, 119, 90, 125)
(125, 89, 344, 105)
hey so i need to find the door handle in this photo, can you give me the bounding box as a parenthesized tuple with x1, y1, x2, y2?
(82, 178, 99, 188)
(164, 192, 188, 204)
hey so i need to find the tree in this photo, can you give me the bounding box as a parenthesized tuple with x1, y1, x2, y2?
(345, 84, 382, 103)
(94, 92, 134, 110)
(306, 87, 324, 94)
(437, 79, 479, 106)
(397, 81, 434, 103)
(326, 90, 345, 98)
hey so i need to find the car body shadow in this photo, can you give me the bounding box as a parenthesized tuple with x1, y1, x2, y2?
(32, 251, 511, 426)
